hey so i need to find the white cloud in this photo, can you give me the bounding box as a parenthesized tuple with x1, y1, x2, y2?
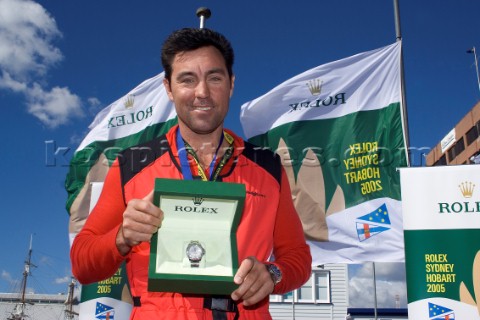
(54, 275, 71, 285)
(0, 71, 27, 92)
(26, 83, 83, 128)
(1, 270, 13, 282)
(87, 97, 101, 107)
(0, 0, 85, 128)
(1, 269, 21, 291)
(348, 262, 408, 308)
(0, 0, 62, 78)
(87, 96, 103, 115)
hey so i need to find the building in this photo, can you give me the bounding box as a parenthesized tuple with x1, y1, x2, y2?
(0, 292, 77, 320)
(269, 264, 349, 320)
(426, 101, 480, 166)
(0, 265, 347, 320)
(346, 308, 408, 319)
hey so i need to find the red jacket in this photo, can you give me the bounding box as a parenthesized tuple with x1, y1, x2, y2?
(71, 125, 312, 319)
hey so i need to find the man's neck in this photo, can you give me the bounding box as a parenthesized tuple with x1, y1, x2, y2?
(179, 126, 226, 169)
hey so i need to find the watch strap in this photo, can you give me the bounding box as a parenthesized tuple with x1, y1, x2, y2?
(265, 263, 282, 285)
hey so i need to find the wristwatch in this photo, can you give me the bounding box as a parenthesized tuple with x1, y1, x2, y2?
(186, 241, 205, 268)
(266, 264, 282, 285)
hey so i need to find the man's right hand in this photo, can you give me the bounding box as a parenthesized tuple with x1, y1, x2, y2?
(116, 190, 164, 256)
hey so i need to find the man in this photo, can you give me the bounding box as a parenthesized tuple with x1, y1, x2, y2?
(71, 27, 311, 319)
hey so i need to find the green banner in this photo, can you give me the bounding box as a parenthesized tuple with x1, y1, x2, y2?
(400, 166, 480, 319)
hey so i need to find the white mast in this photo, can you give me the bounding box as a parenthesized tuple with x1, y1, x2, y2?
(8, 235, 36, 320)
(64, 277, 79, 320)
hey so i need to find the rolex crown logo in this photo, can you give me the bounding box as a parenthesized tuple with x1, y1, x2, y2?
(124, 94, 135, 109)
(193, 196, 204, 206)
(458, 181, 475, 198)
(306, 79, 323, 96)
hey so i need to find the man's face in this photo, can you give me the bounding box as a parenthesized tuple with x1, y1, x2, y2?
(164, 46, 234, 137)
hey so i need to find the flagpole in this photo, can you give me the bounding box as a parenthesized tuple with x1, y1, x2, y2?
(393, 0, 411, 166)
(372, 262, 378, 320)
(196, 7, 211, 29)
(467, 47, 480, 95)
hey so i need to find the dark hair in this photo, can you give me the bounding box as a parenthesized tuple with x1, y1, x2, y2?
(161, 28, 234, 82)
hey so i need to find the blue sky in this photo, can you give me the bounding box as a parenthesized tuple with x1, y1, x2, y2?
(0, 0, 479, 309)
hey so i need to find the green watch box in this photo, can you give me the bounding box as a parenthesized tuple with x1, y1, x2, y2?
(148, 178, 246, 295)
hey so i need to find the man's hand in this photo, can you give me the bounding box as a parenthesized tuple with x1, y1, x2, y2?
(116, 190, 164, 255)
(231, 256, 275, 307)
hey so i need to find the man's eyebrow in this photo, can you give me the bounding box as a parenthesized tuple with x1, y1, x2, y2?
(206, 68, 227, 75)
(175, 71, 195, 79)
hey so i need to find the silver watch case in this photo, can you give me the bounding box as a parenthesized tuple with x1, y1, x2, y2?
(186, 241, 205, 267)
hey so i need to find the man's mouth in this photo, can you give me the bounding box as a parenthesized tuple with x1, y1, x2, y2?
(194, 106, 212, 111)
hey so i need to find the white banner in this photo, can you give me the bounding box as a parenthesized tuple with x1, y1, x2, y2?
(66, 73, 177, 319)
(241, 42, 402, 139)
(240, 42, 407, 264)
(401, 165, 480, 320)
(77, 72, 175, 151)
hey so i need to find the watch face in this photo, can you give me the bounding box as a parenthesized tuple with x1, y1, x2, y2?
(267, 264, 282, 285)
(186, 242, 205, 262)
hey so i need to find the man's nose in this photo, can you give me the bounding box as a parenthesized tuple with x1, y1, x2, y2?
(195, 80, 209, 98)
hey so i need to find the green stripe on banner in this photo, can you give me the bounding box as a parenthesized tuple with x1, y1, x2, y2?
(65, 118, 177, 213)
(248, 103, 406, 209)
(80, 262, 130, 301)
(404, 228, 480, 303)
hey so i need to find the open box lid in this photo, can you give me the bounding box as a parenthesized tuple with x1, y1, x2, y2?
(148, 178, 246, 295)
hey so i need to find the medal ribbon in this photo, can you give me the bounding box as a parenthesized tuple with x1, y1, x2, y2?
(176, 127, 234, 181)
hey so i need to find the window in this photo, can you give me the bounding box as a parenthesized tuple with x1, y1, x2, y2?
(270, 269, 331, 304)
(446, 137, 465, 162)
(298, 276, 313, 302)
(455, 137, 465, 155)
(466, 124, 479, 145)
(433, 154, 447, 166)
(447, 146, 455, 162)
(314, 271, 330, 302)
(470, 152, 480, 164)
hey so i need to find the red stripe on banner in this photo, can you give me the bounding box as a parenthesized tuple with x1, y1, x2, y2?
(363, 224, 370, 238)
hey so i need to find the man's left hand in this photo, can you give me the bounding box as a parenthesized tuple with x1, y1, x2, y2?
(231, 256, 274, 306)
